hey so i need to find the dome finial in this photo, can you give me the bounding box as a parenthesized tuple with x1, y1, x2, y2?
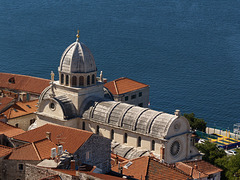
(76, 30, 80, 42)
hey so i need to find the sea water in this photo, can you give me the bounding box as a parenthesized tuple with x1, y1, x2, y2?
(0, 0, 240, 130)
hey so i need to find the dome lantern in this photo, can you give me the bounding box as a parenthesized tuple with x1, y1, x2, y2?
(58, 31, 97, 87)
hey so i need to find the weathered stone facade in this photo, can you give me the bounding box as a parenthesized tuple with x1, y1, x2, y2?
(73, 134, 111, 173)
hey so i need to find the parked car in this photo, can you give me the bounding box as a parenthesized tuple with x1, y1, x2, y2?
(225, 150, 237, 156)
(198, 139, 206, 144)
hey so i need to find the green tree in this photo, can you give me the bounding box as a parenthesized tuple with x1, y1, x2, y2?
(195, 141, 226, 164)
(184, 113, 207, 132)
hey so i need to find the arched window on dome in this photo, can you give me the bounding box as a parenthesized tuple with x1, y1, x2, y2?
(92, 74, 95, 84)
(61, 74, 64, 84)
(87, 75, 90, 85)
(151, 140, 155, 151)
(96, 125, 99, 135)
(110, 129, 114, 140)
(124, 133, 128, 143)
(66, 75, 69, 86)
(79, 76, 84, 86)
(137, 136, 141, 147)
(72, 76, 77, 87)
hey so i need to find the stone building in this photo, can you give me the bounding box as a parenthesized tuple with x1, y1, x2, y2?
(11, 123, 111, 173)
(34, 32, 200, 164)
(0, 72, 50, 101)
(104, 77, 149, 108)
(0, 100, 38, 131)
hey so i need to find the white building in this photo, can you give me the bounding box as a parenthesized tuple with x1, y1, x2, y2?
(34, 33, 200, 164)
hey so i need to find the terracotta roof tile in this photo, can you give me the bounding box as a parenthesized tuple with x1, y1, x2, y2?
(12, 124, 93, 154)
(0, 121, 25, 137)
(104, 77, 149, 95)
(112, 156, 149, 179)
(176, 160, 223, 179)
(0, 97, 14, 112)
(4, 100, 38, 119)
(112, 156, 191, 180)
(8, 139, 57, 160)
(0, 145, 12, 157)
(0, 72, 50, 94)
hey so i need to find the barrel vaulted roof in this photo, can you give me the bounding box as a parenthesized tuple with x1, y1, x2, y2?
(82, 100, 177, 138)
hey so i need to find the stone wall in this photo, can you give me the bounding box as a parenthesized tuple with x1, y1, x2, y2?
(74, 134, 111, 173)
(7, 113, 36, 131)
(1, 159, 40, 180)
(25, 163, 102, 180)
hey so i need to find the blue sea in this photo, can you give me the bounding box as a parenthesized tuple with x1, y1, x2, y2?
(1, 0, 240, 131)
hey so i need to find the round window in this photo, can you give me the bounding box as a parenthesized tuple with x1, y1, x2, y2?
(49, 102, 55, 110)
(170, 141, 180, 156)
(174, 122, 181, 132)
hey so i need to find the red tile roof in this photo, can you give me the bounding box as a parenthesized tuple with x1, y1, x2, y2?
(12, 124, 93, 154)
(0, 97, 15, 112)
(112, 156, 191, 180)
(8, 138, 57, 160)
(0, 121, 25, 137)
(104, 77, 149, 95)
(3, 100, 38, 119)
(0, 72, 50, 95)
(176, 160, 223, 179)
(0, 145, 12, 157)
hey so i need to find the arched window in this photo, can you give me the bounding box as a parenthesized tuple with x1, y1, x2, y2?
(96, 125, 100, 135)
(82, 121, 85, 130)
(61, 74, 64, 84)
(87, 75, 90, 85)
(79, 76, 84, 86)
(66, 75, 69, 86)
(137, 136, 141, 147)
(151, 140, 155, 151)
(72, 76, 77, 87)
(111, 129, 114, 140)
(92, 74, 95, 84)
(124, 133, 128, 143)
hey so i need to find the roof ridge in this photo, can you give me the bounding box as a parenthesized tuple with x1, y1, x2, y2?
(152, 160, 191, 178)
(0, 121, 22, 130)
(0, 72, 50, 82)
(113, 80, 119, 95)
(32, 142, 41, 160)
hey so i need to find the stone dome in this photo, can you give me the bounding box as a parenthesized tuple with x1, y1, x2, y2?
(58, 41, 97, 74)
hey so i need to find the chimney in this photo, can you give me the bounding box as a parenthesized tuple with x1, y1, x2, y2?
(174, 109, 181, 117)
(118, 162, 122, 175)
(160, 146, 165, 160)
(70, 160, 75, 170)
(194, 164, 198, 170)
(46, 132, 51, 140)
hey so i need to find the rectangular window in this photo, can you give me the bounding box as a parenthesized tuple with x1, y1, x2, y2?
(15, 123, 18, 128)
(138, 103, 143, 107)
(131, 94, 136, 99)
(18, 164, 23, 171)
(139, 92, 142, 97)
(125, 96, 128, 101)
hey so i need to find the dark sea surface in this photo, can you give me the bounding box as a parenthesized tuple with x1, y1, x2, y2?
(1, 0, 240, 130)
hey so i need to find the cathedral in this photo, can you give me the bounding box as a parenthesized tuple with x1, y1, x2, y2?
(34, 32, 200, 164)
